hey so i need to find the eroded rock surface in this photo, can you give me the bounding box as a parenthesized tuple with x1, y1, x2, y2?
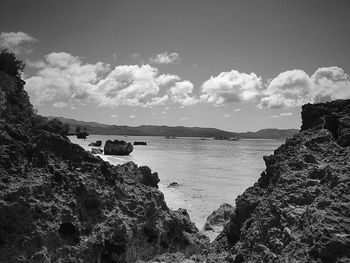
(104, 140, 133, 155)
(88, 140, 102, 147)
(213, 100, 350, 262)
(203, 203, 234, 231)
(0, 71, 208, 262)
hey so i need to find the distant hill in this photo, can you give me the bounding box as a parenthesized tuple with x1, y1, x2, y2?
(48, 116, 299, 139)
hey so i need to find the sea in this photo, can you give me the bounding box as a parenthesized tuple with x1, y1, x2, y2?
(69, 135, 283, 239)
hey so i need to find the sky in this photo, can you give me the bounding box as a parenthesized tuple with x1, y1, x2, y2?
(1, 0, 350, 132)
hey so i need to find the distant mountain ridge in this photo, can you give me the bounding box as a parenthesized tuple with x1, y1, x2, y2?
(48, 116, 299, 139)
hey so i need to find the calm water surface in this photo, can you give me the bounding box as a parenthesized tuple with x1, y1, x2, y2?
(70, 135, 282, 231)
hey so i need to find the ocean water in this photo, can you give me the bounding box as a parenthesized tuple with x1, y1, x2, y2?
(69, 135, 282, 234)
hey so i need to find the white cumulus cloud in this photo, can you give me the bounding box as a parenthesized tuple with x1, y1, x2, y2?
(156, 74, 180, 86)
(25, 52, 110, 106)
(169, 80, 198, 107)
(260, 69, 312, 109)
(150, 52, 180, 64)
(200, 70, 262, 105)
(260, 67, 350, 109)
(25, 52, 184, 108)
(0, 32, 37, 54)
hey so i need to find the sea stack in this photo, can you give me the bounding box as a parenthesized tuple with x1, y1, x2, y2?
(104, 140, 134, 155)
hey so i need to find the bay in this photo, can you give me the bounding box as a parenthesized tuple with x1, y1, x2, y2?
(69, 135, 282, 234)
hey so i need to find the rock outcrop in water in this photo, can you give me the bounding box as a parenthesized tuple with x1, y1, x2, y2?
(104, 140, 134, 155)
(0, 59, 208, 262)
(88, 140, 102, 147)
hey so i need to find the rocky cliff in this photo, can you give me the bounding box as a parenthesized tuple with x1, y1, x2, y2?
(212, 100, 350, 262)
(0, 69, 208, 262)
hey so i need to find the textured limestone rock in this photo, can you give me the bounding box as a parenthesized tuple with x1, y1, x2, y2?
(213, 100, 350, 263)
(203, 203, 234, 231)
(0, 71, 209, 263)
(104, 140, 133, 155)
(88, 140, 102, 147)
(91, 148, 103, 154)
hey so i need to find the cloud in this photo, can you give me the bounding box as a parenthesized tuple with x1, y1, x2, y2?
(129, 114, 136, 119)
(150, 52, 180, 64)
(25, 52, 110, 106)
(181, 117, 190, 120)
(233, 108, 242, 112)
(111, 114, 118, 118)
(96, 64, 162, 107)
(53, 101, 68, 108)
(260, 67, 350, 109)
(169, 80, 198, 107)
(260, 70, 312, 109)
(145, 95, 169, 107)
(156, 74, 180, 86)
(25, 52, 180, 108)
(224, 114, 230, 118)
(311, 67, 350, 103)
(0, 32, 37, 54)
(200, 70, 262, 105)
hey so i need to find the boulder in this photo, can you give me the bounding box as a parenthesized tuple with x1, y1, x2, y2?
(168, 182, 179, 188)
(104, 140, 133, 155)
(203, 203, 234, 231)
(88, 140, 102, 147)
(76, 131, 89, 139)
(91, 148, 103, 154)
(134, 141, 147, 145)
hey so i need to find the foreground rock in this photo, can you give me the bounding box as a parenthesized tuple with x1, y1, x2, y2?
(203, 203, 234, 231)
(0, 68, 209, 262)
(88, 140, 102, 147)
(213, 99, 350, 262)
(104, 140, 133, 155)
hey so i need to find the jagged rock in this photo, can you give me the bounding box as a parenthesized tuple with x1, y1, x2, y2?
(212, 100, 350, 262)
(104, 139, 133, 155)
(88, 140, 102, 147)
(137, 165, 160, 188)
(168, 182, 178, 188)
(134, 141, 147, 145)
(91, 148, 103, 154)
(76, 131, 89, 139)
(0, 69, 209, 263)
(203, 203, 234, 231)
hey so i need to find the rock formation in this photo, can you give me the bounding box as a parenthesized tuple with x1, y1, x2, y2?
(76, 131, 89, 139)
(91, 147, 103, 154)
(150, 99, 350, 263)
(88, 140, 102, 147)
(203, 203, 234, 231)
(134, 141, 147, 145)
(104, 140, 133, 155)
(212, 100, 350, 262)
(0, 65, 208, 262)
